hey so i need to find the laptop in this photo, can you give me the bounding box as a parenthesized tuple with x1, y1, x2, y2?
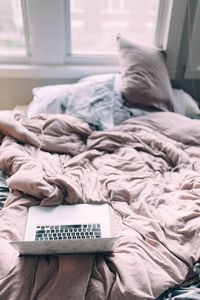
(10, 203, 118, 255)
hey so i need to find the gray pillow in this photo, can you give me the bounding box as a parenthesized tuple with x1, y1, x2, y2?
(116, 35, 175, 112)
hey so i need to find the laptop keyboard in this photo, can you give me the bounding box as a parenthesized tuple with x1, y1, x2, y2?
(35, 224, 102, 241)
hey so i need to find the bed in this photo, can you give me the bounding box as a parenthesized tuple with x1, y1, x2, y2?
(0, 36, 200, 300)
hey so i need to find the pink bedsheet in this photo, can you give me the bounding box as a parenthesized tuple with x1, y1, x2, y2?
(0, 110, 200, 300)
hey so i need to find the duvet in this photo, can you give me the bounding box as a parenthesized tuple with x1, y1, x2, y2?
(0, 110, 200, 300)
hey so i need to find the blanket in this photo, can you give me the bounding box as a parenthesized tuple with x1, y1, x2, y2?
(0, 110, 200, 300)
(0, 169, 9, 210)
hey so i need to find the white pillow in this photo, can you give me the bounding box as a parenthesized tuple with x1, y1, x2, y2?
(27, 76, 124, 130)
(27, 84, 72, 118)
(173, 89, 200, 117)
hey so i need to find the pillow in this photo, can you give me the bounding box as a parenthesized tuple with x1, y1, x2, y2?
(28, 74, 120, 119)
(116, 35, 175, 112)
(27, 75, 131, 131)
(173, 89, 200, 118)
(27, 84, 72, 118)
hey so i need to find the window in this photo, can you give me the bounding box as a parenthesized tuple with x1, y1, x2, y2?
(70, 0, 160, 55)
(1, 0, 199, 81)
(0, 0, 26, 55)
(0, 0, 162, 62)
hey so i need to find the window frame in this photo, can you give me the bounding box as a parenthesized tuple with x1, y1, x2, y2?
(184, 0, 200, 79)
(67, 0, 161, 60)
(164, 0, 188, 79)
(0, 0, 197, 80)
(0, 0, 170, 65)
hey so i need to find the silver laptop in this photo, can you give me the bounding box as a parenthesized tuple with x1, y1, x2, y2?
(10, 203, 118, 255)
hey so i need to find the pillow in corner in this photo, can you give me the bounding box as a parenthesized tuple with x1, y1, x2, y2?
(173, 89, 200, 118)
(116, 35, 175, 112)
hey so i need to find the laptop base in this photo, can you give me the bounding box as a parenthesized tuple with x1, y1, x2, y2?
(10, 237, 118, 255)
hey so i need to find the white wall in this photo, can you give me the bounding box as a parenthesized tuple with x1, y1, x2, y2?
(0, 77, 75, 110)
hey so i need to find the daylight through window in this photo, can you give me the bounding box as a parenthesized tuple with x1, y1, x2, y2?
(70, 0, 159, 55)
(0, 0, 26, 55)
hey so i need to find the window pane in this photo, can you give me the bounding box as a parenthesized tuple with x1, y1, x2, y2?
(70, 0, 159, 55)
(0, 0, 26, 55)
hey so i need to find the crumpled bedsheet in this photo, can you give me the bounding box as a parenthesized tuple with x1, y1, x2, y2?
(0, 169, 9, 210)
(0, 110, 200, 300)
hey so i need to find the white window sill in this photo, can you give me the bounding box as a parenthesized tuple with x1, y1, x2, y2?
(0, 64, 120, 79)
(0, 63, 178, 81)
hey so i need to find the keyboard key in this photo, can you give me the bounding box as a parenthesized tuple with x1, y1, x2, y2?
(36, 230, 45, 234)
(95, 234, 101, 238)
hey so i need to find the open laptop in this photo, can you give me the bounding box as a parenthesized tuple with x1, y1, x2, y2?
(10, 203, 118, 255)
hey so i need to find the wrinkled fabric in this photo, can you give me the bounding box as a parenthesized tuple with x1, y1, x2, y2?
(0, 111, 200, 300)
(0, 169, 9, 210)
(158, 262, 200, 299)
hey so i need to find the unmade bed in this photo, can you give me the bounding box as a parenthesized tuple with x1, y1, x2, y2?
(0, 36, 200, 300)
